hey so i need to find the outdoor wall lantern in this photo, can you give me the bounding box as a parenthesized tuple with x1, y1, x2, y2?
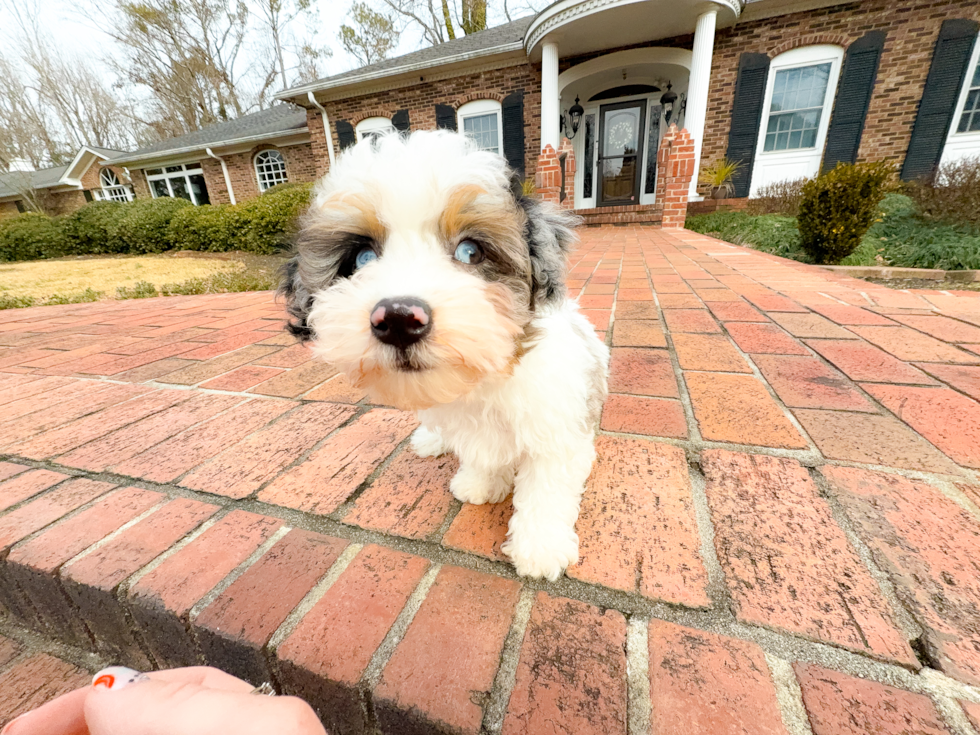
(661, 83, 678, 125)
(560, 96, 585, 139)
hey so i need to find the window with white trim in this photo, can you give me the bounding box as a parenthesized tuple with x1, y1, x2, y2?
(96, 169, 134, 202)
(764, 63, 833, 151)
(956, 53, 980, 134)
(356, 116, 395, 143)
(145, 164, 210, 205)
(457, 99, 503, 154)
(255, 150, 289, 191)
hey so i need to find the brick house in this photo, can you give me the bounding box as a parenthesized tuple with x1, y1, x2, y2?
(264, 0, 980, 224)
(101, 104, 317, 207)
(0, 147, 132, 219)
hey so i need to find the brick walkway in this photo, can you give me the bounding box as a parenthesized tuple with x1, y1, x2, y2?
(1, 227, 980, 734)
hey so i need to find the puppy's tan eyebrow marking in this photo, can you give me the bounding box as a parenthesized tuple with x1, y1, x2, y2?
(438, 185, 523, 253)
(317, 192, 388, 244)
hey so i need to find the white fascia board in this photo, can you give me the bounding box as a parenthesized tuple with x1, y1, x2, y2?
(107, 128, 310, 167)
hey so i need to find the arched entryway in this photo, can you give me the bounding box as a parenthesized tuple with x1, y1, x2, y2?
(559, 48, 692, 209)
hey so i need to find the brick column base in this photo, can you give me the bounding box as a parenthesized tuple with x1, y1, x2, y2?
(535, 138, 576, 208)
(655, 125, 695, 229)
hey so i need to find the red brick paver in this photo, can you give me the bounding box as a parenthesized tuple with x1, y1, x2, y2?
(1, 229, 980, 733)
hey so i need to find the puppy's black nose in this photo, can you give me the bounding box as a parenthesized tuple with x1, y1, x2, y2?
(370, 297, 432, 349)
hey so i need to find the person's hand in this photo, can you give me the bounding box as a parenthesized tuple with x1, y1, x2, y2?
(2, 666, 326, 735)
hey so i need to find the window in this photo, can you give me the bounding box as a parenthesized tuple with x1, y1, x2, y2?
(255, 150, 289, 191)
(457, 100, 503, 154)
(96, 169, 134, 202)
(956, 52, 980, 134)
(145, 164, 210, 205)
(764, 63, 832, 151)
(356, 116, 395, 143)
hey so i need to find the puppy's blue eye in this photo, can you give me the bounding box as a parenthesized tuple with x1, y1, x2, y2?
(354, 247, 378, 270)
(454, 239, 484, 265)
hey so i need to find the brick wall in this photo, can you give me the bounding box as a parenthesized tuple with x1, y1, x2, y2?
(701, 0, 980, 185)
(312, 63, 542, 179)
(0, 201, 21, 220)
(202, 143, 318, 205)
(45, 190, 87, 216)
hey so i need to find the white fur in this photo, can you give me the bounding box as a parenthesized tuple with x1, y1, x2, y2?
(301, 131, 609, 580)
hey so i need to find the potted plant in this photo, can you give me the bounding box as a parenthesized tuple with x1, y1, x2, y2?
(700, 157, 742, 199)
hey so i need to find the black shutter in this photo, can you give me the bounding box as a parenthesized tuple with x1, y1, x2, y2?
(901, 19, 979, 181)
(335, 119, 356, 150)
(83, 190, 93, 203)
(502, 91, 525, 178)
(392, 109, 411, 133)
(726, 53, 771, 198)
(822, 31, 886, 173)
(435, 104, 457, 131)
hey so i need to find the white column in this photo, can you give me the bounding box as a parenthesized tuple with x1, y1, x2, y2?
(686, 8, 718, 199)
(541, 41, 560, 152)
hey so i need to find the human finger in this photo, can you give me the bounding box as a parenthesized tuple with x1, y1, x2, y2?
(1, 687, 89, 735)
(143, 667, 255, 694)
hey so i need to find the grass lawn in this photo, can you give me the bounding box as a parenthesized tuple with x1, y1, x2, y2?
(686, 193, 980, 271)
(0, 252, 287, 309)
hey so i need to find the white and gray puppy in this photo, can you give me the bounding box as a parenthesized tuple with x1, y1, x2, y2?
(281, 130, 609, 580)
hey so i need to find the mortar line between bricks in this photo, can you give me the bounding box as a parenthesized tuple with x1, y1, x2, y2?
(267, 542, 363, 655)
(359, 563, 441, 694)
(626, 616, 651, 735)
(684, 461, 731, 611)
(244, 404, 373, 500)
(163, 400, 314, 487)
(656, 286, 705, 446)
(921, 669, 980, 735)
(764, 654, 815, 735)
(139, 379, 304, 403)
(188, 524, 291, 623)
(0, 617, 106, 676)
(0, 472, 90, 525)
(6, 458, 980, 703)
(808, 467, 925, 643)
(330, 434, 419, 520)
(481, 585, 534, 735)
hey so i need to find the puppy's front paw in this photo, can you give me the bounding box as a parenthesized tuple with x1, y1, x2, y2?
(450, 466, 512, 505)
(502, 527, 579, 581)
(411, 426, 446, 458)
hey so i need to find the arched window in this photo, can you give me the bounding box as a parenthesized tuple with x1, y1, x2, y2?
(356, 116, 395, 143)
(255, 150, 289, 191)
(750, 45, 844, 196)
(457, 99, 503, 154)
(942, 32, 980, 167)
(98, 168, 133, 202)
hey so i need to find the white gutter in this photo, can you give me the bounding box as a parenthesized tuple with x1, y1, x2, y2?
(206, 147, 236, 205)
(308, 91, 336, 169)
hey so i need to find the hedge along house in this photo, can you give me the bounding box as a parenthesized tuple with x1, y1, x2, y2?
(101, 104, 317, 208)
(0, 147, 132, 220)
(275, 0, 980, 226)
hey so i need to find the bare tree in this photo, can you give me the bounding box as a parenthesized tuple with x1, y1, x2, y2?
(99, 0, 277, 135)
(340, 2, 400, 66)
(253, 0, 329, 87)
(374, 0, 535, 47)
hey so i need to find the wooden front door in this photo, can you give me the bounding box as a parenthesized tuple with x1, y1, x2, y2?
(597, 100, 646, 206)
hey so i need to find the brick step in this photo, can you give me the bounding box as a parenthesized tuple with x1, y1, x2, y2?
(575, 204, 663, 226)
(2, 458, 980, 734)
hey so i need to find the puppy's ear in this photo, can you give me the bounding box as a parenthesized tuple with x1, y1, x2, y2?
(517, 196, 580, 309)
(278, 255, 314, 342)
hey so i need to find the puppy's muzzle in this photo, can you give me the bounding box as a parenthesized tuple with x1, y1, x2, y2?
(370, 297, 432, 350)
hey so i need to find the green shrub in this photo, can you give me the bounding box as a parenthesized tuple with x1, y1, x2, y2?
(108, 197, 192, 254)
(905, 156, 980, 230)
(62, 201, 128, 255)
(870, 193, 980, 270)
(167, 204, 244, 252)
(0, 213, 68, 261)
(797, 162, 893, 264)
(116, 281, 159, 299)
(747, 177, 809, 216)
(0, 293, 37, 309)
(159, 267, 278, 295)
(235, 182, 313, 254)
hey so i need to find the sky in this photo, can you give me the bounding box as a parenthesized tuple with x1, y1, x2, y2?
(0, 0, 538, 89)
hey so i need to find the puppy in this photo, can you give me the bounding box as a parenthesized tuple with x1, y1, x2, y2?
(281, 130, 609, 580)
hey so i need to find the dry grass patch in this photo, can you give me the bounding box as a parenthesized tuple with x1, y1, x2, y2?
(0, 254, 241, 299)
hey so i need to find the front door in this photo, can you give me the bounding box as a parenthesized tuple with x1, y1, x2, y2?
(597, 100, 646, 206)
